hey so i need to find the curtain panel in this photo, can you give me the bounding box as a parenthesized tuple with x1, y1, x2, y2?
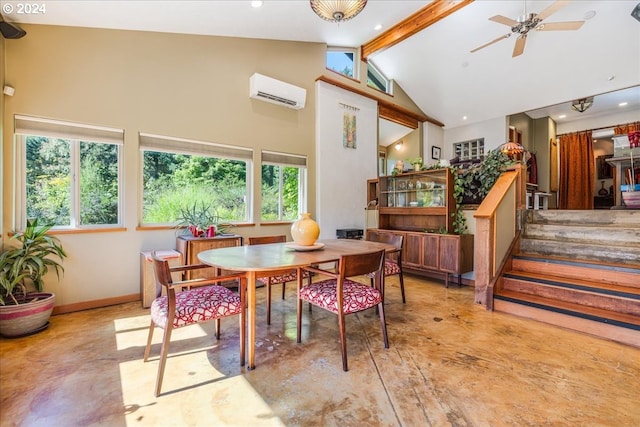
(558, 131, 594, 210)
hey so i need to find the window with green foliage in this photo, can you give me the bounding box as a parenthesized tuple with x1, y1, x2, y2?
(140, 133, 252, 225)
(260, 151, 307, 221)
(367, 60, 391, 94)
(326, 47, 358, 79)
(15, 115, 123, 229)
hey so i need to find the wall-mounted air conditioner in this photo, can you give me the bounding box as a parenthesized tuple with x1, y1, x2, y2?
(249, 73, 306, 110)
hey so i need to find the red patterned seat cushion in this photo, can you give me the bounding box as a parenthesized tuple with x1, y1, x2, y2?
(151, 285, 242, 329)
(365, 259, 400, 278)
(299, 279, 382, 314)
(257, 269, 310, 286)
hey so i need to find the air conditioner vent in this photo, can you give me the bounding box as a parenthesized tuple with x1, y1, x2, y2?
(249, 73, 306, 110)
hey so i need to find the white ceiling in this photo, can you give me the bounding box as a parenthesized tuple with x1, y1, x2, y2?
(3, 0, 640, 129)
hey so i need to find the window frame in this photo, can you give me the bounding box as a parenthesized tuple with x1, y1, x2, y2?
(138, 132, 254, 226)
(14, 115, 124, 231)
(260, 150, 307, 222)
(367, 60, 392, 94)
(326, 46, 360, 80)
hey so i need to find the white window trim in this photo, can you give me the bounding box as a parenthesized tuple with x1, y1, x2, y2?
(327, 46, 360, 80)
(14, 115, 124, 230)
(139, 132, 254, 225)
(261, 151, 308, 221)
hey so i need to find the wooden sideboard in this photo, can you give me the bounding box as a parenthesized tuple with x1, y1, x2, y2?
(367, 228, 473, 287)
(176, 234, 243, 280)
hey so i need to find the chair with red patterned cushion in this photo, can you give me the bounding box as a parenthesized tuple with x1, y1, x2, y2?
(248, 235, 310, 325)
(365, 233, 405, 303)
(296, 249, 388, 371)
(144, 251, 246, 397)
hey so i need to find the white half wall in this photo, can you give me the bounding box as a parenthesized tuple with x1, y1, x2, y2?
(315, 81, 378, 239)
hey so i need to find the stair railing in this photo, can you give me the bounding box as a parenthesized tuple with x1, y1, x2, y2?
(473, 163, 526, 309)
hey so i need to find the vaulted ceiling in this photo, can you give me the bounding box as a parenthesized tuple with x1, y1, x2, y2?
(4, 0, 639, 129)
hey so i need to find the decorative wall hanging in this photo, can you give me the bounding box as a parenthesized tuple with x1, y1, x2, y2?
(340, 102, 359, 149)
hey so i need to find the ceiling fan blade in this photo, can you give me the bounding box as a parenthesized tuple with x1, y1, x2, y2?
(537, 21, 585, 31)
(536, 0, 569, 21)
(489, 15, 518, 27)
(470, 33, 512, 53)
(512, 35, 527, 57)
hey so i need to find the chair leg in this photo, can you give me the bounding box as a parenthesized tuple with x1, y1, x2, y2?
(215, 319, 221, 340)
(239, 292, 246, 367)
(296, 295, 303, 344)
(144, 321, 155, 362)
(337, 312, 348, 371)
(377, 302, 389, 349)
(155, 325, 174, 397)
(282, 281, 286, 300)
(398, 272, 406, 304)
(266, 278, 272, 325)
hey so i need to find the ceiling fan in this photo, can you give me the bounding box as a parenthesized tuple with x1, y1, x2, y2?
(471, 0, 585, 57)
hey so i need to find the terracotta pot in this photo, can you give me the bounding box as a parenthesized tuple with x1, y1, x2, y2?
(0, 292, 55, 338)
(291, 213, 320, 246)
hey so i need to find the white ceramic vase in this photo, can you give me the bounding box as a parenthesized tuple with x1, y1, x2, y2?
(291, 213, 320, 246)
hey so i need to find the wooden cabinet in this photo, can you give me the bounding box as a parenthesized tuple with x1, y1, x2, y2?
(378, 168, 455, 233)
(176, 234, 242, 280)
(367, 229, 473, 288)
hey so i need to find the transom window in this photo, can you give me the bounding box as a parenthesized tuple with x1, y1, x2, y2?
(326, 47, 359, 79)
(260, 151, 307, 222)
(367, 60, 392, 94)
(140, 133, 253, 225)
(14, 115, 123, 230)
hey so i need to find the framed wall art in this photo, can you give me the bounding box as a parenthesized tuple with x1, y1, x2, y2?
(431, 146, 441, 160)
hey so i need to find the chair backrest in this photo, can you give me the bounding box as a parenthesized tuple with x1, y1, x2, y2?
(367, 233, 403, 262)
(338, 249, 385, 282)
(151, 252, 174, 298)
(248, 235, 287, 245)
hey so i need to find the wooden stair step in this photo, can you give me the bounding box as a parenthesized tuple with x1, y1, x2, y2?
(530, 209, 640, 227)
(494, 290, 640, 330)
(518, 239, 640, 265)
(523, 223, 640, 247)
(511, 254, 640, 289)
(502, 272, 640, 316)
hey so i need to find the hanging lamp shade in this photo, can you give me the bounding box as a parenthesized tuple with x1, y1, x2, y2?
(571, 97, 594, 113)
(310, 0, 367, 22)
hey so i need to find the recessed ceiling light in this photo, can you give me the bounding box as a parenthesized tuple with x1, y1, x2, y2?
(374, 24, 382, 31)
(558, 114, 567, 119)
(251, 1, 263, 8)
(608, 75, 615, 81)
(583, 10, 596, 20)
(619, 102, 628, 107)
(462, 116, 467, 120)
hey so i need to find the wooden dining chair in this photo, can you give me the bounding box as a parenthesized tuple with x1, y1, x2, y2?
(144, 251, 246, 397)
(366, 233, 405, 303)
(247, 235, 310, 325)
(296, 249, 388, 371)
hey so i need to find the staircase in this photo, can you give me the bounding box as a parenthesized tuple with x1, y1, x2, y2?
(494, 209, 640, 347)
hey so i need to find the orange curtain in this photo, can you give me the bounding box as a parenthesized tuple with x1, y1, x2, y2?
(613, 121, 640, 134)
(558, 131, 594, 209)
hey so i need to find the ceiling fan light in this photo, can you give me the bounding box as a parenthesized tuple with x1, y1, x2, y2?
(571, 97, 594, 113)
(310, 0, 367, 23)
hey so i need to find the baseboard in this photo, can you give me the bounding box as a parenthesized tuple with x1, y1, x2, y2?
(52, 294, 141, 315)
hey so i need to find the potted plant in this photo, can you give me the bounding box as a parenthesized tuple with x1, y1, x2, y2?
(407, 157, 423, 171)
(0, 218, 67, 337)
(175, 201, 234, 237)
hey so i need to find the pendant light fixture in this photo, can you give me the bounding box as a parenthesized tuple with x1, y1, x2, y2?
(310, 0, 367, 23)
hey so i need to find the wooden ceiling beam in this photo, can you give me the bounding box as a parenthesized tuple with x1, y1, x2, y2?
(361, 0, 474, 62)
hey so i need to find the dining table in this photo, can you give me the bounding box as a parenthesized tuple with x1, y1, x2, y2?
(197, 238, 395, 369)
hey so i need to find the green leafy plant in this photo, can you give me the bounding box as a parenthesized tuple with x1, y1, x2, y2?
(175, 201, 234, 236)
(406, 157, 423, 166)
(0, 219, 67, 305)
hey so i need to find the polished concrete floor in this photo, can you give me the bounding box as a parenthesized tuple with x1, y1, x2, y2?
(1, 274, 639, 427)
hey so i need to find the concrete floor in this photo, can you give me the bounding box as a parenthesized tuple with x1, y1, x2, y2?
(1, 274, 639, 427)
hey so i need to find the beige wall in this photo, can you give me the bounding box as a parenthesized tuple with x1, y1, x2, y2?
(2, 24, 326, 308)
(1, 24, 427, 310)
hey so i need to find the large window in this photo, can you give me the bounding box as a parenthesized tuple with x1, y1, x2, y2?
(326, 47, 359, 79)
(260, 151, 307, 221)
(140, 133, 253, 225)
(15, 115, 123, 229)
